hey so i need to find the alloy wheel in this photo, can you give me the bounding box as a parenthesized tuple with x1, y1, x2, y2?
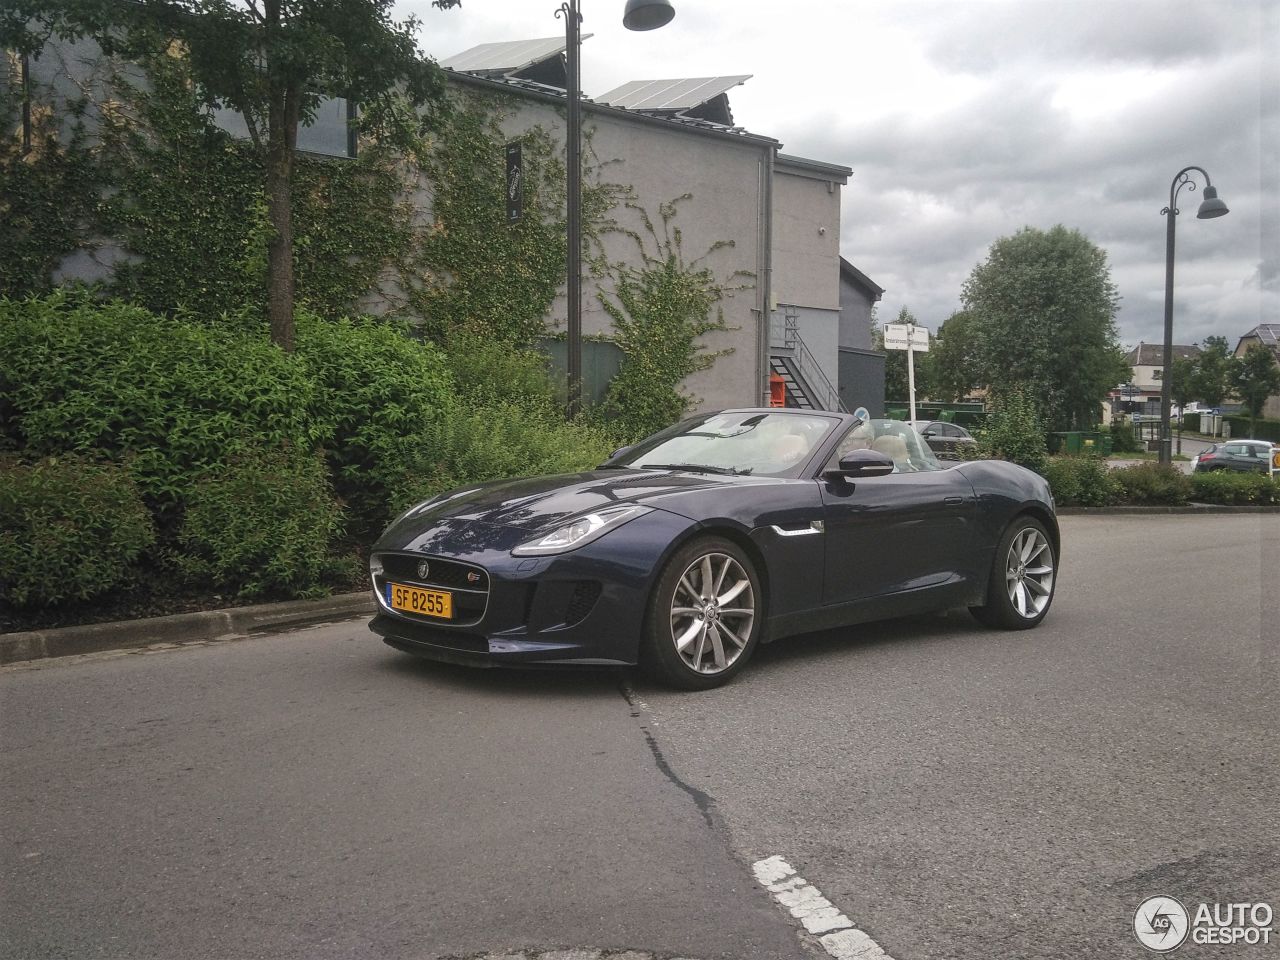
(1005, 527, 1055, 619)
(669, 552, 756, 675)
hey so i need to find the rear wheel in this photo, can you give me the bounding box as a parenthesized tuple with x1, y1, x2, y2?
(641, 537, 762, 690)
(970, 517, 1056, 629)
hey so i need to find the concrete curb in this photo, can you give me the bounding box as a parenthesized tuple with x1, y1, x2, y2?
(1058, 504, 1280, 515)
(0, 592, 375, 666)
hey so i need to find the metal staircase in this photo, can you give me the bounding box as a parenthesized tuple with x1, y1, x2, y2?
(768, 308, 847, 412)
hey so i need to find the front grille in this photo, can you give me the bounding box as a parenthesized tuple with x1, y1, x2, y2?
(375, 552, 490, 626)
(379, 553, 489, 591)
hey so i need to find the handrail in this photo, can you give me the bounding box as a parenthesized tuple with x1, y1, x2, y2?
(770, 307, 846, 412)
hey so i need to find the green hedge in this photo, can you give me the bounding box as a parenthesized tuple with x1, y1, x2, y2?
(393, 400, 615, 515)
(177, 444, 347, 600)
(1225, 415, 1280, 443)
(296, 315, 453, 537)
(0, 456, 154, 607)
(0, 294, 616, 613)
(1043, 456, 1120, 507)
(0, 292, 313, 525)
(1111, 463, 1192, 505)
(1190, 471, 1280, 505)
(1043, 455, 1278, 507)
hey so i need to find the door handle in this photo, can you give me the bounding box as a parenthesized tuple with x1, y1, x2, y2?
(943, 496, 965, 505)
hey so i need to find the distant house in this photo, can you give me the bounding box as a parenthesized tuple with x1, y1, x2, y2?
(1233, 324, 1280, 419)
(1112, 342, 1200, 417)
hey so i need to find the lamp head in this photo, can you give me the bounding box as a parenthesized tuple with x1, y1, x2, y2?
(1196, 185, 1229, 219)
(623, 0, 675, 31)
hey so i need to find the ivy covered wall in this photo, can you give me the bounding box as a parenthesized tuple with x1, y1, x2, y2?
(2, 38, 773, 422)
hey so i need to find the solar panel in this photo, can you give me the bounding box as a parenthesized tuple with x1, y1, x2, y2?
(598, 75, 751, 112)
(439, 36, 591, 76)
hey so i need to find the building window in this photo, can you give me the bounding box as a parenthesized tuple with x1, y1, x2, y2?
(1152, 369, 1163, 380)
(212, 96, 357, 159)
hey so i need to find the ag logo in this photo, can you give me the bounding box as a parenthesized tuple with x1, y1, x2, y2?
(1135, 896, 1190, 952)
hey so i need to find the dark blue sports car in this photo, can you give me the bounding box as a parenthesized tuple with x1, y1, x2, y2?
(369, 409, 1059, 689)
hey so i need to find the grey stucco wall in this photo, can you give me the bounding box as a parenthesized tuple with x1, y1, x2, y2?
(838, 274, 877, 350)
(771, 166, 842, 312)
(501, 98, 772, 415)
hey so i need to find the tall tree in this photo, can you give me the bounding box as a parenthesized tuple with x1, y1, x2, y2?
(929, 310, 980, 402)
(960, 225, 1129, 430)
(1192, 335, 1234, 410)
(1, 0, 460, 351)
(1231, 344, 1280, 439)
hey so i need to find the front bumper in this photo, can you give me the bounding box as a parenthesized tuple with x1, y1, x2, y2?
(368, 511, 695, 667)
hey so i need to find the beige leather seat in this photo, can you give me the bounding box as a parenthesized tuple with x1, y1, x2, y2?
(871, 434, 909, 466)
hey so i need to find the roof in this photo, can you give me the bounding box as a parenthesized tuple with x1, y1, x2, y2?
(777, 153, 852, 182)
(1235, 323, 1280, 359)
(444, 69, 780, 148)
(1125, 342, 1201, 365)
(598, 75, 751, 112)
(839, 257, 884, 299)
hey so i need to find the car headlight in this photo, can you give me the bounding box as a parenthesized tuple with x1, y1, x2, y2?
(512, 505, 652, 556)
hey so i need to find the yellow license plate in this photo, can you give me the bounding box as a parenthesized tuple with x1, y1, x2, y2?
(387, 583, 453, 619)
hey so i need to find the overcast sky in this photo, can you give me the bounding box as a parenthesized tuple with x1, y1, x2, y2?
(399, 0, 1277, 351)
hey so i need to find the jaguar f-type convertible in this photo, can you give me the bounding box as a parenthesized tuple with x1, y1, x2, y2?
(369, 409, 1059, 689)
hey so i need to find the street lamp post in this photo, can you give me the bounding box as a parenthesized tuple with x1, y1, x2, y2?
(1159, 166, 1228, 465)
(558, 0, 674, 418)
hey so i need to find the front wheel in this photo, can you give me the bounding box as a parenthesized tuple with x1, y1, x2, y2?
(641, 537, 762, 690)
(970, 517, 1056, 629)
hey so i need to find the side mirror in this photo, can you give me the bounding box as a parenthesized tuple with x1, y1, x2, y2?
(922, 430, 936, 438)
(825, 448, 895, 480)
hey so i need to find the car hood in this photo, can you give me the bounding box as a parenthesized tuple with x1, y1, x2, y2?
(385, 468, 751, 537)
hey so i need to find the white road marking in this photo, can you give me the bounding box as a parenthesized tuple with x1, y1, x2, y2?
(752, 856, 897, 960)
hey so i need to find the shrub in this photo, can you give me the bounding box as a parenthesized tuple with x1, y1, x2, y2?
(1043, 456, 1120, 507)
(1109, 421, 1140, 453)
(975, 389, 1048, 474)
(391, 401, 615, 514)
(177, 444, 345, 600)
(1224, 415, 1280, 444)
(1111, 463, 1191, 505)
(443, 328, 563, 410)
(296, 313, 453, 538)
(1191, 471, 1280, 505)
(0, 456, 154, 607)
(0, 293, 313, 526)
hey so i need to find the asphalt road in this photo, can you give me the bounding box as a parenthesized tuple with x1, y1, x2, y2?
(2, 514, 1276, 960)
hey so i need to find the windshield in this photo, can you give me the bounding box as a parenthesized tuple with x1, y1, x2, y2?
(616, 411, 838, 477)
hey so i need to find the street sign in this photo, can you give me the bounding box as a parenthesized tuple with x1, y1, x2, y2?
(883, 323, 929, 352)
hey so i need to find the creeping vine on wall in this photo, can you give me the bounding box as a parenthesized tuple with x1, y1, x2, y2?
(2, 41, 748, 431)
(597, 194, 752, 439)
(0, 54, 101, 298)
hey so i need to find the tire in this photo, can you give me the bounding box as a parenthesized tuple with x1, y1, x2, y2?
(641, 536, 763, 690)
(970, 516, 1056, 630)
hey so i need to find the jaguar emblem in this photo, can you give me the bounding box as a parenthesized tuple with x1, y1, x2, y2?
(417, 560, 430, 580)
